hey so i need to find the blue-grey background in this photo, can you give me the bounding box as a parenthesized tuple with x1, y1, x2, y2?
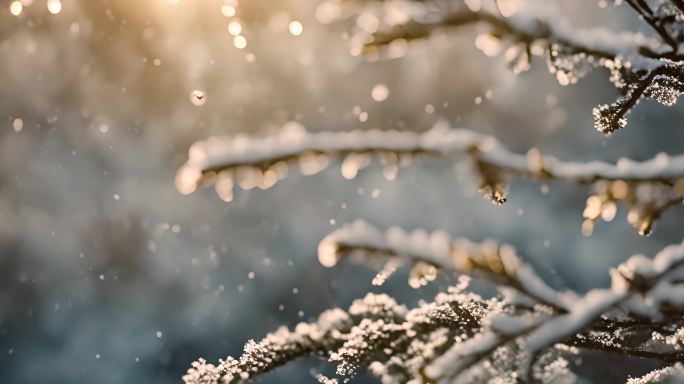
(0, 0, 682, 382)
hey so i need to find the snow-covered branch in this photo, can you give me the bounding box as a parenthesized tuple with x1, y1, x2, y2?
(361, 1, 655, 60)
(184, 224, 684, 383)
(626, 363, 684, 383)
(318, 219, 574, 311)
(624, 0, 680, 50)
(422, 235, 684, 382)
(177, 2, 684, 383)
(177, 123, 684, 235)
(318, 221, 684, 381)
(183, 290, 503, 383)
(347, 0, 684, 134)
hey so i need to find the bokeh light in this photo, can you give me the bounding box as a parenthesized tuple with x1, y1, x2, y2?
(9, 1, 22, 16)
(46, 0, 62, 14)
(288, 20, 303, 36)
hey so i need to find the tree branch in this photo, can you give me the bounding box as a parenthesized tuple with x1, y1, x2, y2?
(176, 124, 684, 235)
(318, 219, 573, 312)
(349, 0, 684, 134)
(184, 236, 684, 383)
(625, 0, 679, 51)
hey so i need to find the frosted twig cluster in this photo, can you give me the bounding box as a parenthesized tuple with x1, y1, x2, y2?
(176, 123, 684, 235)
(179, 2, 684, 382)
(184, 222, 684, 383)
(345, 0, 684, 134)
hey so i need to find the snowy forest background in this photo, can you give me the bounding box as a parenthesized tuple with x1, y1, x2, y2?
(1, 0, 684, 383)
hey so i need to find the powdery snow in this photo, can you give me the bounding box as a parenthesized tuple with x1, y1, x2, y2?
(177, 122, 684, 195)
(318, 219, 572, 310)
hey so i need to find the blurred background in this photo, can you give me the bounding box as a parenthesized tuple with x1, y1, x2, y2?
(0, 0, 683, 382)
